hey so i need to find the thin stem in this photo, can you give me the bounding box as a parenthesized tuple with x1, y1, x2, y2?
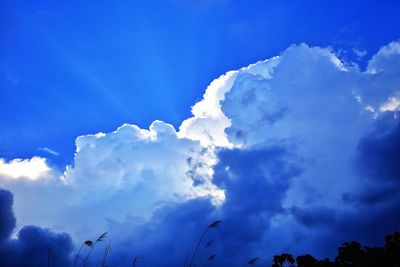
(189, 227, 210, 267)
(132, 256, 146, 267)
(73, 243, 85, 267)
(133, 257, 138, 267)
(48, 249, 51, 267)
(199, 246, 212, 267)
(102, 241, 111, 267)
(83, 241, 99, 267)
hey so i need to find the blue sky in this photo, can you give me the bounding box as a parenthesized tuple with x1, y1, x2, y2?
(1, 0, 400, 166)
(1, 1, 400, 266)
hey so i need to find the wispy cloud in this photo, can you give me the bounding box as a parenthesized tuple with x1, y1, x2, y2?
(38, 147, 60, 156)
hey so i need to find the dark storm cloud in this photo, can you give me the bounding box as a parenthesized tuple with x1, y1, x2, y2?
(213, 146, 301, 240)
(290, 114, 400, 257)
(0, 188, 16, 241)
(211, 146, 302, 265)
(291, 197, 400, 252)
(103, 145, 302, 267)
(290, 207, 337, 228)
(0, 188, 73, 267)
(339, 113, 400, 243)
(357, 114, 400, 182)
(347, 114, 400, 205)
(103, 198, 216, 267)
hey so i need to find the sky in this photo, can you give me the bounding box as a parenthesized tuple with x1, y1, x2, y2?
(0, 0, 400, 266)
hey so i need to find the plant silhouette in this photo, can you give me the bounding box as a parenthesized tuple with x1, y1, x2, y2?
(271, 231, 400, 267)
(64, 229, 400, 267)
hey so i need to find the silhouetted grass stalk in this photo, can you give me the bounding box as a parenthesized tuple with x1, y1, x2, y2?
(74, 241, 93, 267)
(83, 232, 107, 267)
(199, 240, 213, 267)
(244, 257, 259, 266)
(132, 256, 146, 267)
(203, 254, 216, 267)
(188, 220, 221, 267)
(48, 248, 52, 267)
(101, 241, 112, 267)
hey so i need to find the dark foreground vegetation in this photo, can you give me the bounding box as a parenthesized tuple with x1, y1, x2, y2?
(271, 230, 400, 267)
(70, 220, 400, 267)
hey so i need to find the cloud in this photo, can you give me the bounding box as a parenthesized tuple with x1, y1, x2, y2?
(367, 41, 400, 74)
(178, 70, 238, 148)
(0, 157, 52, 180)
(179, 56, 280, 148)
(380, 96, 400, 113)
(64, 120, 223, 202)
(353, 48, 367, 59)
(2, 121, 223, 239)
(0, 189, 15, 241)
(95, 141, 303, 266)
(38, 147, 60, 156)
(1, 40, 400, 265)
(0, 188, 73, 267)
(349, 114, 400, 205)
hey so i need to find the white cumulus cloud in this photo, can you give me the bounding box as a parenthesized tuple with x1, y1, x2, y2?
(63, 120, 223, 203)
(0, 157, 52, 180)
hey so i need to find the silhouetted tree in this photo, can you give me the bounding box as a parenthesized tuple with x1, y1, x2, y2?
(384, 231, 400, 266)
(269, 230, 400, 267)
(318, 258, 335, 267)
(296, 254, 319, 267)
(272, 253, 295, 267)
(363, 247, 386, 267)
(272, 255, 280, 267)
(335, 241, 366, 267)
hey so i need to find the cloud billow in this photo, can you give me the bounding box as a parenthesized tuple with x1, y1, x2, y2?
(101, 146, 301, 266)
(0, 188, 73, 267)
(0, 41, 399, 265)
